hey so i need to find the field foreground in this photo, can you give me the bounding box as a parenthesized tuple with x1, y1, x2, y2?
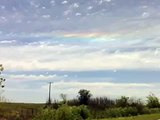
(0, 102, 43, 120)
(99, 114, 160, 120)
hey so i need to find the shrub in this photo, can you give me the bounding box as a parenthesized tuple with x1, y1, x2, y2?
(79, 105, 91, 119)
(140, 107, 160, 114)
(33, 105, 91, 120)
(71, 106, 82, 120)
(72, 105, 91, 120)
(90, 110, 106, 119)
(149, 108, 160, 114)
(106, 108, 122, 118)
(68, 99, 80, 106)
(141, 107, 151, 114)
(123, 107, 138, 116)
(146, 94, 160, 108)
(105, 107, 139, 118)
(56, 105, 91, 120)
(33, 108, 56, 120)
(116, 96, 129, 108)
(88, 97, 115, 110)
(128, 98, 144, 114)
(56, 104, 73, 120)
(52, 100, 59, 109)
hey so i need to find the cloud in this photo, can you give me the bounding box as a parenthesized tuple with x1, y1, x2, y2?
(0, 40, 16, 44)
(0, 43, 159, 71)
(5, 74, 57, 81)
(61, 1, 68, 4)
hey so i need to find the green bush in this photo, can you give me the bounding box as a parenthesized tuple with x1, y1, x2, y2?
(106, 108, 123, 117)
(139, 107, 160, 115)
(71, 106, 82, 120)
(33, 108, 56, 120)
(90, 110, 106, 119)
(146, 94, 160, 108)
(79, 105, 91, 119)
(141, 107, 151, 114)
(123, 107, 138, 116)
(116, 96, 129, 108)
(33, 105, 91, 120)
(104, 107, 160, 118)
(105, 107, 139, 118)
(129, 98, 144, 114)
(149, 108, 160, 114)
(56, 104, 73, 120)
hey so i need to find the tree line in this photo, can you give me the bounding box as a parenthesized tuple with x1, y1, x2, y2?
(44, 89, 160, 119)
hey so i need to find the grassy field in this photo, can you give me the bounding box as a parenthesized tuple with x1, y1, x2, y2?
(0, 102, 43, 110)
(99, 114, 160, 120)
(1, 102, 160, 120)
(0, 102, 44, 120)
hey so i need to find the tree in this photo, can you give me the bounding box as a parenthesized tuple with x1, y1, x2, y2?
(0, 64, 5, 88)
(60, 93, 67, 104)
(78, 89, 92, 105)
(116, 96, 129, 107)
(0, 64, 5, 99)
(146, 93, 160, 108)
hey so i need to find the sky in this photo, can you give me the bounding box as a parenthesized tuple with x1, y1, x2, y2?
(0, 0, 160, 103)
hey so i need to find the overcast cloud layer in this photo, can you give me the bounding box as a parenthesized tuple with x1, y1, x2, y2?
(0, 0, 160, 103)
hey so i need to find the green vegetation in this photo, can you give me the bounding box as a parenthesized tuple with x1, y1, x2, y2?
(33, 104, 91, 120)
(99, 113, 160, 120)
(0, 102, 43, 120)
(1, 65, 160, 119)
(0, 64, 5, 89)
(147, 94, 160, 108)
(1, 89, 160, 120)
(78, 89, 92, 105)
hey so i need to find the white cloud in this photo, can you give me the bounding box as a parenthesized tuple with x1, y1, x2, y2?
(142, 12, 150, 18)
(30, 1, 40, 8)
(64, 10, 71, 16)
(155, 48, 160, 55)
(75, 13, 82, 16)
(63, 74, 68, 78)
(0, 44, 160, 71)
(42, 14, 51, 19)
(53, 81, 153, 89)
(98, 0, 111, 5)
(0, 40, 16, 44)
(61, 1, 68, 4)
(104, 0, 111, 2)
(5, 74, 57, 81)
(87, 6, 93, 10)
(50, 0, 55, 6)
(142, 6, 148, 9)
(73, 3, 79, 8)
(0, 5, 5, 10)
(0, 16, 7, 22)
(42, 6, 46, 9)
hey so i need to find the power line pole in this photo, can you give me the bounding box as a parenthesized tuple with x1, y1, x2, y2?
(48, 82, 53, 106)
